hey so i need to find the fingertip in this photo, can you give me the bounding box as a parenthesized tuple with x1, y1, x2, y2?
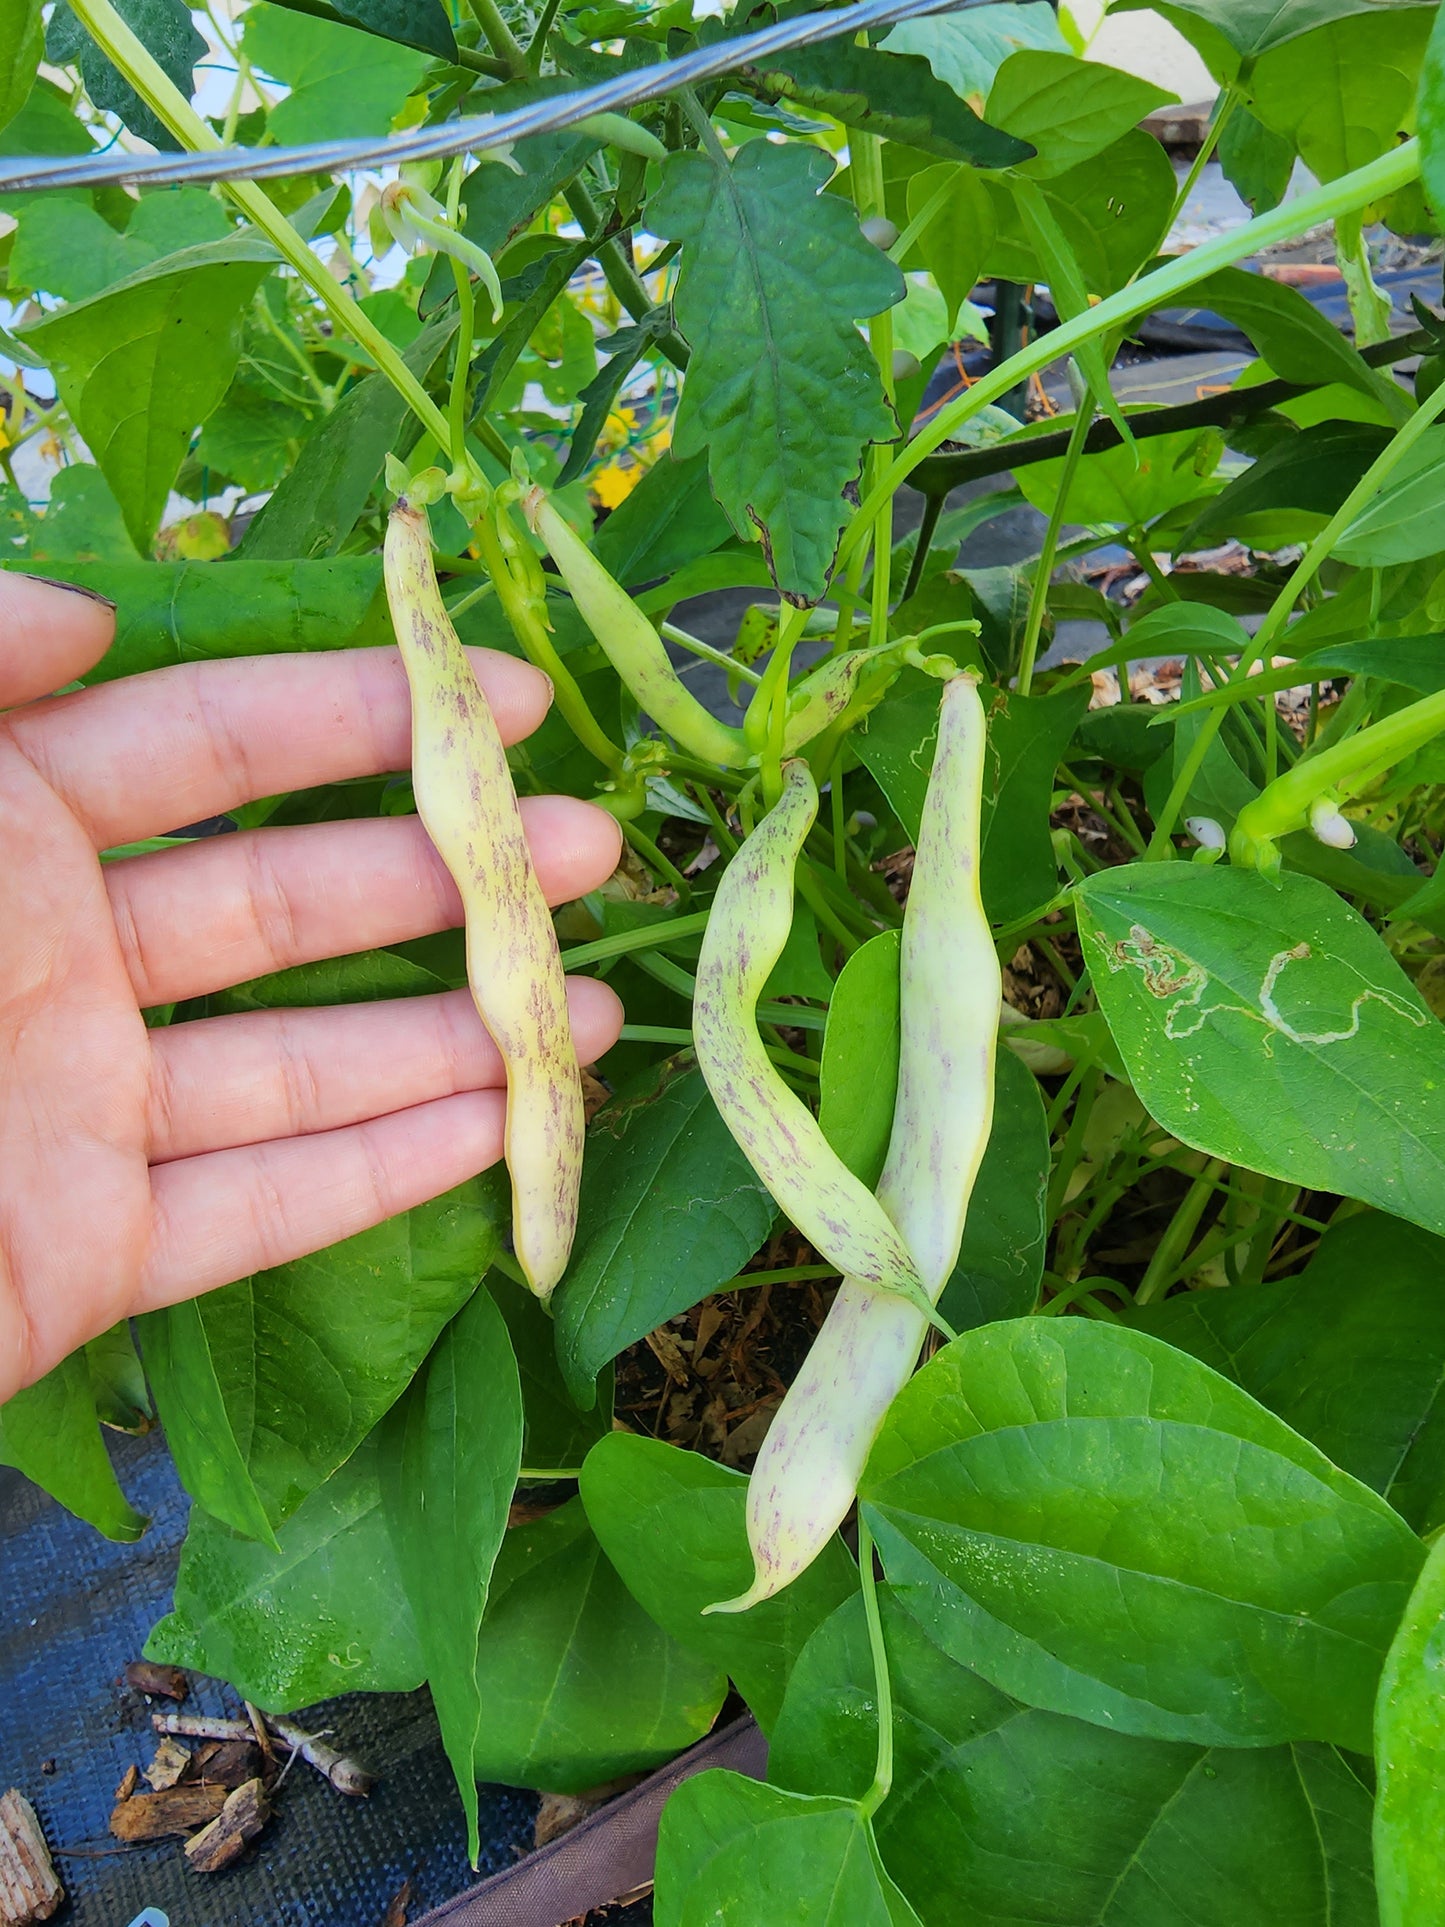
(565, 973, 625, 1060)
(518, 793, 625, 903)
(0, 572, 116, 707)
(463, 645, 553, 744)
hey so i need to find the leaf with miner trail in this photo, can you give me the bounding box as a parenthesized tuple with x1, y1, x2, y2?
(1077, 863, 1445, 1240)
(649, 141, 903, 599)
(860, 1318, 1425, 1751)
(381, 1288, 522, 1864)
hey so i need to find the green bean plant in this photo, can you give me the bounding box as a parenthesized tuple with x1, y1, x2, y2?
(6, 0, 1445, 1913)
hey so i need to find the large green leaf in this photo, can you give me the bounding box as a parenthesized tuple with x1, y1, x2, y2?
(655, 1774, 923, 1927)
(272, 0, 455, 58)
(649, 140, 902, 598)
(1014, 418, 1221, 528)
(1127, 1211, 1445, 1535)
(580, 1434, 858, 1733)
(1118, 0, 1431, 76)
(146, 1433, 425, 1709)
(48, 0, 203, 151)
(985, 50, 1172, 178)
(1420, 0, 1445, 223)
(553, 1061, 774, 1404)
(470, 1497, 725, 1791)
(1374, 1531, 1445, 1926)
(1181, 422, 1391, 550)
(983, 131, 1176, 295)
(819, 930, 901, 1189)
(10, 187, 231, 303)
(0, 556, 390, 678)
(743, 43, 1029, 167)
(139, 1180, 500, 1531)
(20, 237, 274, 550)
(903, 163, 994, 326)
(858, 672, 1085, 923)
(486, 1268, 611, 1469)
(241, 3, 431, 142)
(381, 1288, 522, 1864)
(0, 1351, 145, 1541)
(881, 3, 1069, 100)
(1248, 9, 1433, 182)
(17, 464, 139, 564)
(1077, 864, 1445, 1237)
(1179, 266, 1403, 411)
(0, 0, 41, 135)
(860, 1319, 1425, 1750)
(770, 1591, 1378, 1927)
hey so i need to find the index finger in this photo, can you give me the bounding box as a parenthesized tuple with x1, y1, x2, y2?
(5, 645, 553, 849)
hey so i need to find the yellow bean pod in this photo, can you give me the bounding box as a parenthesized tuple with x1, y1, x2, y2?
(384, 501, 584, 1298)
(710, 675, 999, 1612)
(693, 759, 926, 1301)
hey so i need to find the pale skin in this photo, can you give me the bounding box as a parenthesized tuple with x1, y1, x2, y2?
(0, 573, 625, 1406)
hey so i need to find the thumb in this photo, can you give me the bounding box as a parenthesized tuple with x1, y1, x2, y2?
(0, 571, 116, 709)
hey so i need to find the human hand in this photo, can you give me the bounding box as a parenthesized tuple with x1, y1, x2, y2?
(0, 573, 623, 1405)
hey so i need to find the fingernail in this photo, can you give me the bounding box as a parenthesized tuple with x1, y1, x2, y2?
(19, 572, 118, 611)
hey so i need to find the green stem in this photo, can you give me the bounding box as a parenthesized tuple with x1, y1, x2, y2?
(1165, 87, 1239, 233)
(468, 513, 626, 772)
(446, 255, 476, 472)
(563, 179, 690, 372)
(1147, 368, 1445, 857)
(618, 1023, 693, 1045)
(562, 910, 712, 968)
(840, 141, 1421, 563)
(718, 1263, 838, 1289)
(526, 0, 564, 72)
(624, 821, 691, 901)
(899, 491, 943, 606)
(517, 1466, 583, 1481)
(1018, 396, 1091, 693)
(467, 0, 527, 72)
(660, 622, 764, 686)
(856, 1513, 894, 1823)
(1135, 1158, 1224, 1305)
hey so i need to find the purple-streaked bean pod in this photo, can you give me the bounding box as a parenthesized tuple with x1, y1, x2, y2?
(709, 674, 999, 1612)
(693, 760, 927, 1302)
(384, 500, 584, 1298)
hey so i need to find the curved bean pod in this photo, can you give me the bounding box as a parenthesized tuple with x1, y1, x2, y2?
(384, 500, 584, 1297)
(709, 675, 999, 1612)
(693, 759, 927, 1300)
(523, 489, 749, 769)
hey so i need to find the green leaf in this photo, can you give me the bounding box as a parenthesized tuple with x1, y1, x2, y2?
(649, 140, 902, 598)
(553, 1061, 774, 1404)
(770, 1591, 1379, 1927)
(579, 1434, 858, 1733)
(25, 464, 139, 564)
(49, 0, 204, 151)
(938, 1047, 1048, 1331)
(1335, 431, 1445, 567)
(903, 164, 994, 328)
(471, 1497, 726, 1791)
(1179, 266, 1403, 411)
(0, 556, 390, 679)
(241, 2, 432, 142)
(820, 930, 901, 1189)
(1219, 103, 1297, 215)
(881, 3, 1069, 100)
(486, 1267, 612, 1468)
(1374, 1530, 1445, 1927)
(1119, 0, 1431, 75)
(85, 1322, 152, 1433)
(1181, 422, 1390, 550)
(860, 1318, 1424, 1749)
(139, 1179, 500, 1531)
(857, 673, 1086, 923)
(983, 131, 1176, 295)
(1420, 0, 1445, 224)
(1248, 9, 1434, 182)
(239, 315, 454, 560)
(1077, 863, 1445, 1239)
(449, 78, 603, 262)
(20, 236, 275, 550)
(0, 1352, 146, 1541)
(1127, 1210, 1445, 1535)
(985, 50, 1173, 178)
(196, 381, 314, 495)
(1014, 417, 1222, 527)
(590, 449, 735, 587)
(272, 0, 455, 59)
(743, 43, 1029, 168)
(762, 903, 833, 1003)
(0, 0, 41, 135)
(146, 1432, 425, 1709)
(655, 1774, 923, 1927)
(381, 1288, 522, 1864)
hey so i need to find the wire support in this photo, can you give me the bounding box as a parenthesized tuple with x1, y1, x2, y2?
(0, 0, 977, 193)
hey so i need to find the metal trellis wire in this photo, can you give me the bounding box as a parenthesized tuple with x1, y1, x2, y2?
(0, 0, 981, 193)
